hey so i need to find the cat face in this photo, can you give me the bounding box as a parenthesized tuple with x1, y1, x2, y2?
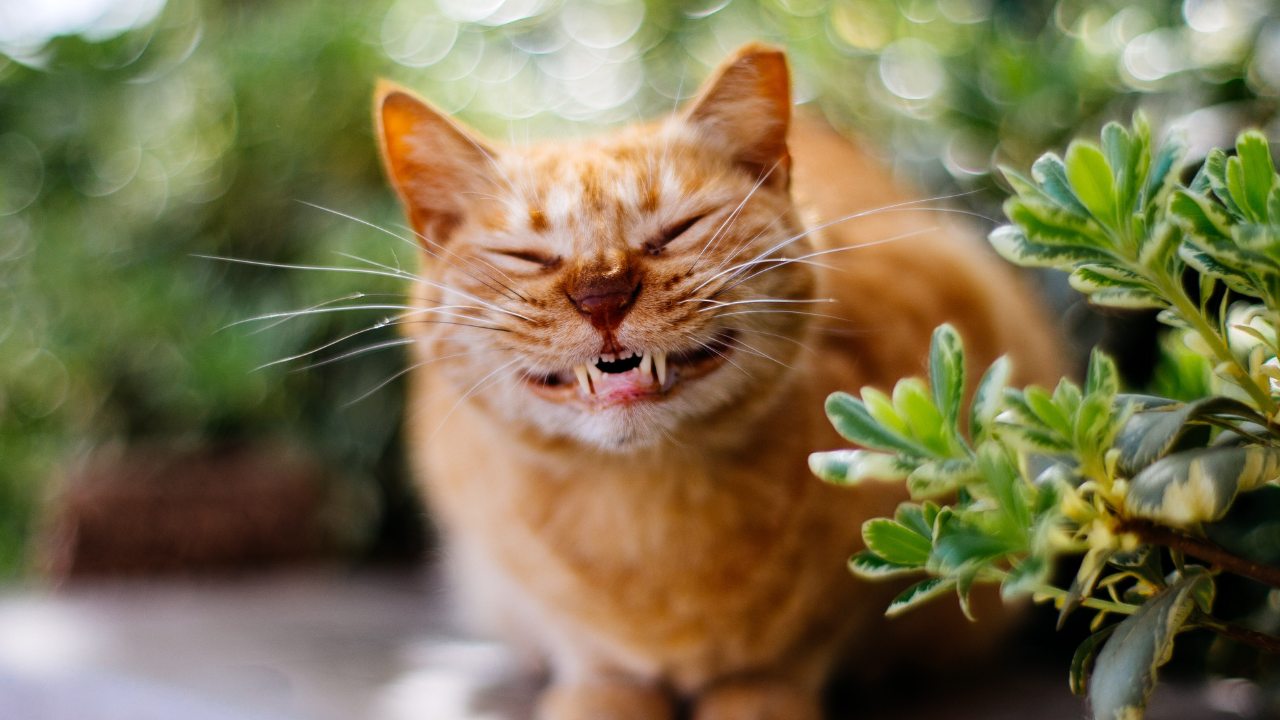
(377, 45, 818, 450)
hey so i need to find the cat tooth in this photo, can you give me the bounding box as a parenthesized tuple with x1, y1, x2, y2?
(655, 351, 667, 385)
(600, 353, 616, 363)
(640, 352, 653, 378)
(574, 364, 593, 395)
(586, 362, 604, 384)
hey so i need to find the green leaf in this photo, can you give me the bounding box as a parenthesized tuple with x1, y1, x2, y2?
(987, 225, 1112, 269)
(1178, 245, 1257, 295)
(1101, 121, 1136, 215)
(1067, 264, 1151, 294)
(1269, 185, 1280, 225)
(824, 392, 933, 456)
(1059, 544, 1114, 629)
(906, 458, 981, 499)
(1140, 132, 1187, 212)
(1085, 348, 1120, 401)
(848, 550, 921, 580)
(1087, 288, 1169, 310)
(885, 577, 956, 618)
(1071, 625, 1118, 697)
(979, 442, 1030, 535)
(1227, 154, 1254, 222)
(1088, 571, 1213, 720)
(1025, 385, 1072, 438)
(860, 387, 911, 439)
(970, 355, 1011, 444)
(1204, 148, 1245, 218)
(1170, 189, 1236, 247)
(1066, 140, 1117, 227)
(1001, 554, 1050, 600)
(1234, 130, 1274, 223)
(809, 449, 918, 485)
(895, 503, 933, 538)
(862, 519, 932, 565)
(1123, 445, 1280, 528)
(1114, 396, 1264, 476)
(893, 378, 948, 454)
(931, 521, 1016, 572)
(929, 324, 965, 426)
(1031, 152, 1091, 216)
(995, 422, 1073, 454)
(1006, 197, 1113, 248)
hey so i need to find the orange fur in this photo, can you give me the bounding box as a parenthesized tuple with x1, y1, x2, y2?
(375, 44, 1065, 719)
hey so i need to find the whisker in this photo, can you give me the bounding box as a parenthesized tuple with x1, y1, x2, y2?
(297, 201, 530, 303)
(427, 357, 524, 439)
(294, 338, 416, 371)
(708, 227, 935, 299)
(685, 162, 778, 275)
(196, 254, 533, 323)
(228, 304, 497, 328)
(343, 348, 504, 407)
(714, 309, 854, 322)
(722, 336, 793, 369)
(689, 192, 982, 295)
(722, 325, 817, 354)
(686, 298, 835, 312)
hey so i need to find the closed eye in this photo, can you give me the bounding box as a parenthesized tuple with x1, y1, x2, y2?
(646, 214, 707, 255)
(490, 249, 561, 269)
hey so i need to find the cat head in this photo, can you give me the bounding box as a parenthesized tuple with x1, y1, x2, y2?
(376, 44, 818, 450)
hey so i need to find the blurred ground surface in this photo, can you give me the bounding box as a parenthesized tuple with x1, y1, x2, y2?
(0, 567, 1248, 720)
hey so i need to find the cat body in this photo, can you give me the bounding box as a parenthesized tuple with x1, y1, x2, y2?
(377, 45, 1064, 719)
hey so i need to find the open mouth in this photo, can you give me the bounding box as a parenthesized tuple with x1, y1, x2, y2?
(526, 331, 735, 404)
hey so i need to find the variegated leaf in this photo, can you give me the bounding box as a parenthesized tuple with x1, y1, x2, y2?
(906, 458, 981, 499)
(970, 356, 1011, 444)
(988, 225, 1111, 270)
(1114, 396, 1264, 476)
(885, 577, 956, 618)
(862, 518, 933, 565)
(825, 392, 933, 456)
(1089, 571, 1213, 720)
(809, 449, 918, 485)
(1124, 445, 1280, 528)
(1031, 153, 1091, 216)
(848, 550, 922, 579)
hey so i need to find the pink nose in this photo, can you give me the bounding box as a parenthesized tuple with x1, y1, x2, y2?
(567, 274, 639, 332)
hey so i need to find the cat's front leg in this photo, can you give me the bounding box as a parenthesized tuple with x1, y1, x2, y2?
(692, 678, 823, 720)
(537, 681, 675, 720)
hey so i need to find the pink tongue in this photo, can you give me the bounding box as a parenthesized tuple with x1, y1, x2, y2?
(593, 368, 660, 401)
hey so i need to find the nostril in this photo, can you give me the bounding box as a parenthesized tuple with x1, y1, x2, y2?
(567, 280, 641, 331)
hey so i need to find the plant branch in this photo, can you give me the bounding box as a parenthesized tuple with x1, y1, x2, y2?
(1196, 614, 1280, 654)
(1117, 517, 1280, 589)
(1032, 584, 1138, 615)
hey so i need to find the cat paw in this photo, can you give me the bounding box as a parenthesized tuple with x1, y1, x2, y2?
(692, 679, 823, 720)
(537, 682, 675, 720)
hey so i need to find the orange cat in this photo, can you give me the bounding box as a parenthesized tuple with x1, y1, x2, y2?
(375, 44, 1064, 720)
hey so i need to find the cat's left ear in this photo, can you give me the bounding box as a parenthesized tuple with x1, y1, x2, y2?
(684, 43, 791, 186)
(375, 81, 499, 246)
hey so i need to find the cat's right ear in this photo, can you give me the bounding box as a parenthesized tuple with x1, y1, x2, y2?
(375, 81, 499, 246)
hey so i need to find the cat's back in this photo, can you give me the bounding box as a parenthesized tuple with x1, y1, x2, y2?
(787, 115, 1064, 392)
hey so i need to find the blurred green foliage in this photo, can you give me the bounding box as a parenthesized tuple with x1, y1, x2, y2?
(1, 0, 1278, 576)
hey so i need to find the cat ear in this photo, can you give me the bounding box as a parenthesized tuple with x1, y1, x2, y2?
(684, 44, 791, 185)
(375, 81, 499, 245)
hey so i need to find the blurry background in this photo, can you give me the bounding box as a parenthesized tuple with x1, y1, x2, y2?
(1, 0, 1280, 716)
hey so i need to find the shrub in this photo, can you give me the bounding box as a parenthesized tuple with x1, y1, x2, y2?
(812, 115, 1280, 720)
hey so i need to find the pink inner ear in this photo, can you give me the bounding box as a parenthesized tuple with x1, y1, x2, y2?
(377, 88, 499, 246)
(684, 46, 792, 175)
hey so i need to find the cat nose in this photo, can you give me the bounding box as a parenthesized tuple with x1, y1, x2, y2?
(567, 272, 640, 332)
